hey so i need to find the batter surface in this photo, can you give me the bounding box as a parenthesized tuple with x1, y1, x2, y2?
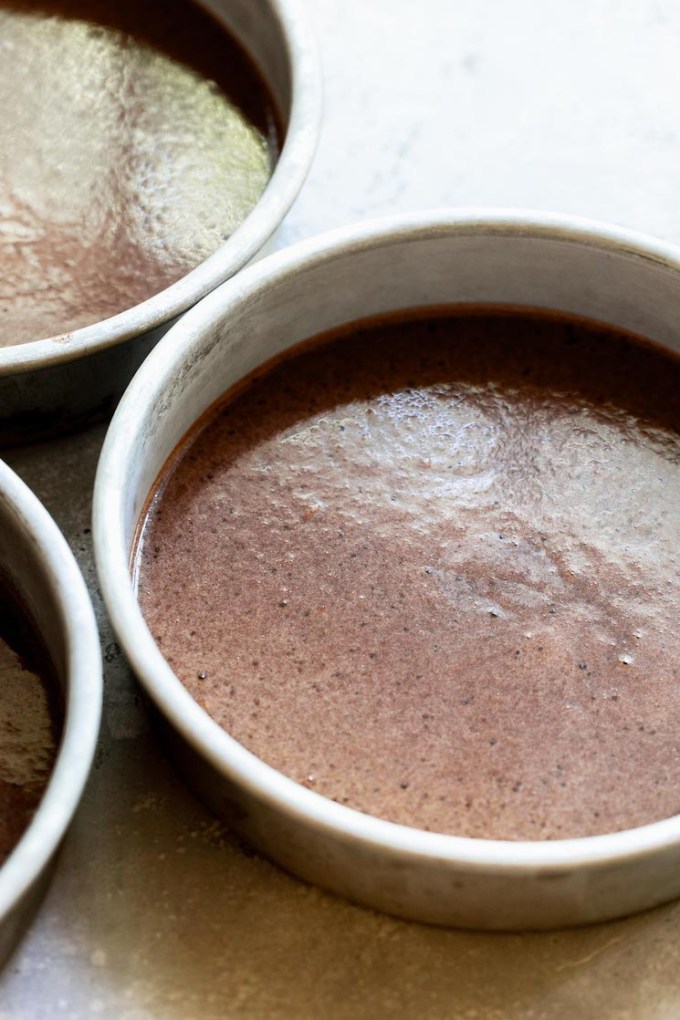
(0, 0, 277, 346)
(137, 309, 680, 840)
(0, 582, 59, 861)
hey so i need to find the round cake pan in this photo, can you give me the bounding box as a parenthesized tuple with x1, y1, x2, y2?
(94, 210, 680, 930)
(0, 460, 101, 965)
(0, 0, 320, 445)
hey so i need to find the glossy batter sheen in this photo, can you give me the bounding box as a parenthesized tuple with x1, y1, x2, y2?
(137, 310, 680, 840)
(0, 583, 59, 860)
(0, 0, 277, 346)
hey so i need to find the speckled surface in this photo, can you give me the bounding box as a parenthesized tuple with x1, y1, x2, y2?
(4, 0, 680, 1015)
(0, 0, 275, 346)
(138, 311, 680, 842)
(0, 585, 57, 863)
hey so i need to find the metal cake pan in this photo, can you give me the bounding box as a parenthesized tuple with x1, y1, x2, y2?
(0, 0, 320, 444)
(94, 210, 680, 930)
(0, 460, 101, 964)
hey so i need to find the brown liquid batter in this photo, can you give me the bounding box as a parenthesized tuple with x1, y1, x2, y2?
(0, 582, 59, 861)
(0, 0, 277, 346)
(137, 309, 680, 840)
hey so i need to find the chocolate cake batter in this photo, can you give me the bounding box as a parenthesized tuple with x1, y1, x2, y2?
(0, 582, 59, 861)
(137, 309, 680, 840)
(0, 0, 277, 346)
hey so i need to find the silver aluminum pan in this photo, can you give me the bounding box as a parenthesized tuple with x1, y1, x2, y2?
(94, 210, 680, 930)
(0, 0, 320, 444)
(0, 460, 101, 964)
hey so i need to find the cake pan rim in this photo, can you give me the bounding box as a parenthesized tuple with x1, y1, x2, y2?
(93, 208, 680, 898)
(0, 461, 102, 929)
(0, 0, 321, 376)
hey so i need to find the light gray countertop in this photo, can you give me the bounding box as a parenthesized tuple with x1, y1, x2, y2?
(3, 1, 680, 1016)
